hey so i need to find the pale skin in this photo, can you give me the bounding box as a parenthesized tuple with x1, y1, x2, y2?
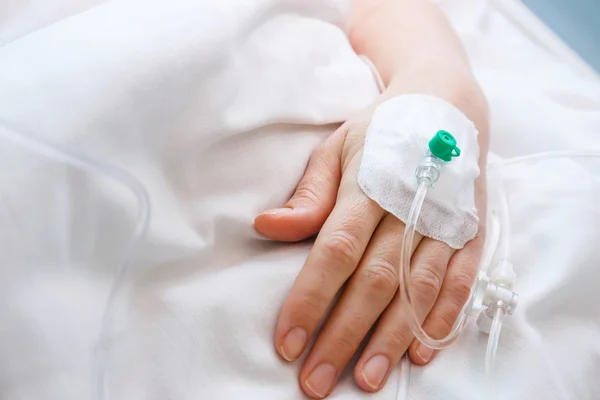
(254, 0, 490, 398)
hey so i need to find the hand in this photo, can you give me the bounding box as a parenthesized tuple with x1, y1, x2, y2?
(254, 79, 488, 399)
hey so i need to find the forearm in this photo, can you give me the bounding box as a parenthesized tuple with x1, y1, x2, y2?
(349, 0, 489, 163)
(350, 0, 471, 88)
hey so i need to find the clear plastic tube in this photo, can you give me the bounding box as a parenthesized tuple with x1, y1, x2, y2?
(0, 121, 151, 400)
(489, 150, 600, 279)
(483, 150, 600, 397)
(490, 150, 600, 169)
(485, 306, 504, 399)
(480, 212, 501, 275)
(497, 178, 512, 266)
(399, 179, 468, 349)
(398, 149, 600, 397)
(400, 150, 600, 350)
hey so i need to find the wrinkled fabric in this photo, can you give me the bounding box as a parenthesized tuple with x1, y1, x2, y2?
(1, 1, 600, 400)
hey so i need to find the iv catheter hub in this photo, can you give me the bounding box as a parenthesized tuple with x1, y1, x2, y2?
(403, 129, 519, 345)
(414, 130, 462, 185)
(416, 155, 442, 184)
(398, 130, 472, 350)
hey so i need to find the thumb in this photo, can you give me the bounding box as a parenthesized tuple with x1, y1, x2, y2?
(254, 130, 344, 242)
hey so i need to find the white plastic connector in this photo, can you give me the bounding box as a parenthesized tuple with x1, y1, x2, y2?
(477, 310, 494, 334)
(398, 151, 472, 350)
(483, 284, 518, 315)
(468, 273, 517, 313)
(468, 273, 519, 334)
(490, 259, 517, 290)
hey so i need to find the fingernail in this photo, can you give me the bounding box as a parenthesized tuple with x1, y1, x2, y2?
(261, 208, 293, 216)
(416, 344, 434, 363)
(280, 327, 307, 361)
(362, 355, 390, 389)
(305, 363, 337, 398)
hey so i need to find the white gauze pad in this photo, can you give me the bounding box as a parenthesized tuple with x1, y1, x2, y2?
(358, 94, 480, 249)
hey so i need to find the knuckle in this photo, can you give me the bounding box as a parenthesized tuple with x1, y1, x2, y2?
(411, 267, 443, 301)
(383, 324, 412, 348)
(362, 258, 399, 295)
(448, 271, 476, 306)
(293, 184, 320, 205)
(344, 130, 365, 154)
(334, 326, 362, 354)
(429, 271, 477, 336)
(436, 303, 462, 334)
(470, 232, 486, 247)
(322, 230, 359, 266)
(292, 291, 328, 323)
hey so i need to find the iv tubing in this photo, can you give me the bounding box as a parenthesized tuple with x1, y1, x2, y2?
(483, 150, 600, 396)
(397, 149, 600, 399)
(485, 306, 504, 399)
(490, 150, 600, 169)
(497, 178, 512, 266)
(400, 150, 600, 350)
(492, 151, 600, 261)
(399, 177, 468, 349)
(0, 121, 151, 400)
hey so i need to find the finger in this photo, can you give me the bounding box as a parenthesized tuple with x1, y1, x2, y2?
(298, 215, 422, 399)
(275, 187, 384, 365)
(408, 235, 483, 365)
(254, 128, 345, 242)
(354, 238, 454, 392)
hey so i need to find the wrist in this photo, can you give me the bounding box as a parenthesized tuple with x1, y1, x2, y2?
(384, 63, 474, 99)
(382, 70, 490, 169)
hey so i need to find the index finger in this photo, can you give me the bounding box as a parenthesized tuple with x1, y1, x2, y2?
(275, 189, 384, 362)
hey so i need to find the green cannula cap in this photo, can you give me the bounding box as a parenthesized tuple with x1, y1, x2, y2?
(428, 130, 461, 162)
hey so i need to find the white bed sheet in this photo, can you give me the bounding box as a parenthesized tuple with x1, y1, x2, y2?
(1, 1, 599, 399)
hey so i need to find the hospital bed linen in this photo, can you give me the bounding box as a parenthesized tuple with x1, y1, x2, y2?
(1, 0, 599, 399)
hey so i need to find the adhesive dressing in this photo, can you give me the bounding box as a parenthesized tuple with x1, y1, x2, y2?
(358, 94, 480, 248)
